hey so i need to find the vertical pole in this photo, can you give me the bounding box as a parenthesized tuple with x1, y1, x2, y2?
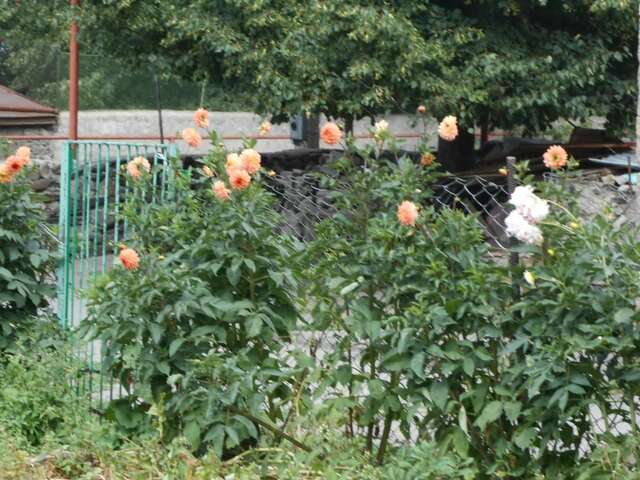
(154, 73, 165, 144)
(506, 156, 519, 268)
(69, 0, 80, 140)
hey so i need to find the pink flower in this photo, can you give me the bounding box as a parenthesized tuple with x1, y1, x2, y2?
(543, 145, 568, 170)
(438, 115, 458, 142)
(320, 122, 342, 145)
(127, 156, 151, 179)
(229, 169, 251, 190)
(119, 247, 140, 271)
(15, 146, 31, 166)
(182, 128, 203, 148)
(397, 201, 419, 226)
(194, 108, 209, 129)
(213, 180, 231, 201)
(240, 148, 261, 175)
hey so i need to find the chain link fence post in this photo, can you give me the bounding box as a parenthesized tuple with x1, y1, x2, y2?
(506, 156, 519, 267)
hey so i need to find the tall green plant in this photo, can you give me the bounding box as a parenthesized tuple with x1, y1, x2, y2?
(82, 129, 303, 457)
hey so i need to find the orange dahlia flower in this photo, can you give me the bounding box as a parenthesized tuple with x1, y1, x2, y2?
(225, 153, 243, 175)
(229, 168, 251, 190)
(438, 115, 458, 142)
(119, 247, 140, 271)
(194, 108, 209, 129)
(240, 148, 261, 175)
(182, 128, 203, 148)
(5, 155, 23, 175)
(543, 145, 568, 170)
(213, 180, 231, 200)
(127, 156, 151, 179)
(0, 163, 14, 184)
(420, 152, 435, 166)
(397, 201, 419, 226)
(259, 121, 272, 136)
(15, 146, 31, 165)
(320, 122, 342, 145)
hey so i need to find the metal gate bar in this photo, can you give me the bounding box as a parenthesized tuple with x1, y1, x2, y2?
(57, 141, 178, 406)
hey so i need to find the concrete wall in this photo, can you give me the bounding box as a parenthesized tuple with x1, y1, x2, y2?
(3, 110, 437, 223)
(51, 110, 435, 162)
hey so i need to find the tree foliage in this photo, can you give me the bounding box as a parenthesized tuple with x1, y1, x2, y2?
(73, 0, 639, 132)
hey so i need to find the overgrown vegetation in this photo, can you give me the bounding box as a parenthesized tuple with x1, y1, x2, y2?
(1, 117, 640, 477)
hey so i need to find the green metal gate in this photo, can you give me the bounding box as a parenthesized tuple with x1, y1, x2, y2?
(57, 141, 178, 405)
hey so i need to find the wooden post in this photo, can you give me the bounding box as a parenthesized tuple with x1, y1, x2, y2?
(69, 0, 80, 140)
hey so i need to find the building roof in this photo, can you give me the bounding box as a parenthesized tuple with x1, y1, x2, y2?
(0, 84, 58, 127)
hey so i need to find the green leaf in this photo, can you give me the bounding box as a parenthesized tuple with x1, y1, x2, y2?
(458, 405, 468, 435)
(339, 282, 359, 296)
(430, 382, 449, 411)
(474, 401, 502, 430)
(514, 427, 537, 450)
(504, 401, 521, 423)
(169, 338, 185, 357)
(246, 317, 262, 337)
(410, 352, 425, 378)
(149, 323, 163, 344)
(463, 357, 475, 376)
(452, 428, 469, 456)
(184, 421, 201, 449)
(614, 308, 634, 324)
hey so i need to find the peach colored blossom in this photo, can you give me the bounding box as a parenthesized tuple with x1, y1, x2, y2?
(438, 115, 458, 142)
(0, 163, 13, 184)
(229, 168, 251, 190)
(259, 121, 272, 136)
(127, 156, 151, 179)
(397, 201, 419, 226)
(417, 105, 426, 114)
(543, 145, 568, 170)
(202, 166, 214, 178)
(5, 155, 23, 175)
(420, 152, 435, 166)
(213, 180, 231, 201)
(226, 153, 243, 175)
(119, 247, 140, 271)
(240, 148, 261, 175)
(194, 108, 209, 128)
(182, 128, 202, 148)
(15, 146, 31, 165)
(320, 122, 342, 145)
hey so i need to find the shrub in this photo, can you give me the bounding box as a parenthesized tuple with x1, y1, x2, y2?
(306, 128, 640, 475)
(82, 133, 303, 456)
(304, 128, 449, 463)
(0, 141, 57, 352)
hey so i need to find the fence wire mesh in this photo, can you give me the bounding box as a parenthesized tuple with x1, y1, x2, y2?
(56, 146, 638, 449)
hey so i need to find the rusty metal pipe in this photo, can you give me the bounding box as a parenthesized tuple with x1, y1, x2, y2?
(69, 0, 80, 140)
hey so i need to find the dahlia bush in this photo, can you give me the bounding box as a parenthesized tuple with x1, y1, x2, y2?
(0, 141, 57, 352)
(305, 124, 640, 475)
(82, 114, 303, 456)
